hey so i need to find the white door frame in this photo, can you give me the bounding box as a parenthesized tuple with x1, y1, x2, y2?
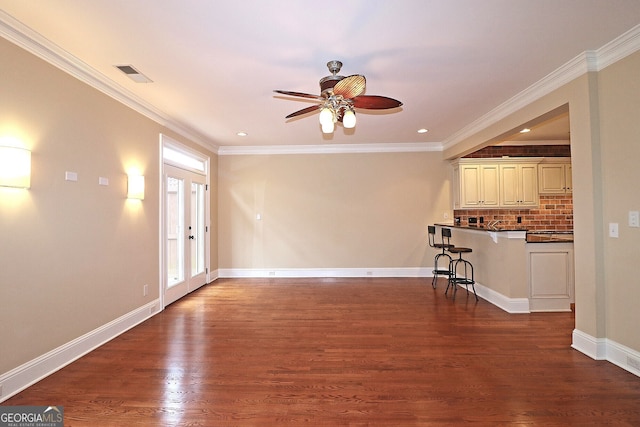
(159, 134, 210, 308)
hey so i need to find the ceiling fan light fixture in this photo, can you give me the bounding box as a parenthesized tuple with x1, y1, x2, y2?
(321, 121, 335, 134)
(343, 109, 356, 129)
(319, 107, 334, 126)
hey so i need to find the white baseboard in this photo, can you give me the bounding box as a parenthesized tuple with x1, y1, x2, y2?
(0, 299, 161, 403)
(473, 281, 531, 313)
(571, 328, 607, 360)
(218, 267, 433, 278)
(572, 329, 640, 378)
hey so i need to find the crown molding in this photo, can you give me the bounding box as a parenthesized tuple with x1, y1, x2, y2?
(596, 23, 640, 71)
(0, 11, 218, 153)
(217, 142, 442, 156)
(443, 24, 640, 151)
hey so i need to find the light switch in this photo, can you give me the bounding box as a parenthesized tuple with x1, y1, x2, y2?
(609, 223, 619, 238)
(629, 211, 639, 228)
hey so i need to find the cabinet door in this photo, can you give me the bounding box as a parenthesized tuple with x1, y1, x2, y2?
(538, 164, 566, 194)
(519, 163, 539, 206)
(480, 164, 500, 207)
(460, 164, 481, 207)
(564, 164, 572, 193)
(499, 164, 519, 206)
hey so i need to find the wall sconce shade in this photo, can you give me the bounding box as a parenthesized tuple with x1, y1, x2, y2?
(127, 174, 145, 200)
(0, 146, 31, 189)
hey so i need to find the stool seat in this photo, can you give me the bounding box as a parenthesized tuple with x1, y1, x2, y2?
(448, 246, 472, 254)
(433, 242, 454, 249)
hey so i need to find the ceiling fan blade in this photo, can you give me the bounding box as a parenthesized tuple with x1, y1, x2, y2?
(274, 90, 324, 100)
(332, 75, 366, 99)
(285, 104, 321, 119)
(352, 95, 403, 109)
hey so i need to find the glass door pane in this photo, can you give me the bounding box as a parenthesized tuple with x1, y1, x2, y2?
(190, 181, 205, 277)
(167, 175, 185, 287)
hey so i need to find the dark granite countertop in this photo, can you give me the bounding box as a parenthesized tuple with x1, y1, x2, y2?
(434, 224, 574, 243)
(434, 223, 528, 232)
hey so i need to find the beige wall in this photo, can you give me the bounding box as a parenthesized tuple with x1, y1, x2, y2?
(218, 152, 451, 271)
(598, 52, 640, 350)
(0, 38, 217, 373)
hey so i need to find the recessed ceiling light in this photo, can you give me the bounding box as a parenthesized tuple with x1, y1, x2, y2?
(237, 131, 248, 137)
(417, 128, 429, 134)
(520, 128, 531, 133)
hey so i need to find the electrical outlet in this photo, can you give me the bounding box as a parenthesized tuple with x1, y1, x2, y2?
(629, 211, 640, 228)
(143, 284, 148, 297)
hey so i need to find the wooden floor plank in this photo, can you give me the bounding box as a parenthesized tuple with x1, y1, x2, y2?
(4, 278, 640, 426)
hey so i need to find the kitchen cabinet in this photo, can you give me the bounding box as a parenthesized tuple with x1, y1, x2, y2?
(456, 163, 500, 208)
(526, 242, 574, 312)
(452, 158, 541, 209)
(499, 163, 539, 207)
(538, 159, 572, 194)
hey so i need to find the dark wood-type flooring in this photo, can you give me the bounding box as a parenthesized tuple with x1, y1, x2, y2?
(4, 278, 640, 426)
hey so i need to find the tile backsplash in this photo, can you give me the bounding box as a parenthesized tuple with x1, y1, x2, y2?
(454, 194, 573, 231)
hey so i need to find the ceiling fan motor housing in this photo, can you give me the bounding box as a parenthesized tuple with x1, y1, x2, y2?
(320, 75, 344, 95)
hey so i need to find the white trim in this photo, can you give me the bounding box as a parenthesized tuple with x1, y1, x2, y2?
(596, 23, 640, 71)
(217, 142, 442, 156)
(0, 10, 217, 152)
(606, 339, 640, 377)
(218, 267, 432, 278)
(571, 330, 640, 378)
(572, 329, 607, 360)
(0, 300, 161, 403)
(473, 281, 531, 314)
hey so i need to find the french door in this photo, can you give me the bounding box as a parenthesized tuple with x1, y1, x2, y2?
(164, 164, 207, 306)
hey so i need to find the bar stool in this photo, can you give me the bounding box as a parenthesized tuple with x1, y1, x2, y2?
(428, 225, 453, 289)
(443, 228, 478, 301)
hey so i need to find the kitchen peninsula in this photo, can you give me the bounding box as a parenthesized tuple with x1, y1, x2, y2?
(435, 223, 574, 313)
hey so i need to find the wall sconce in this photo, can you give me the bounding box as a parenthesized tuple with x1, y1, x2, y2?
(127, 174, 145, 200)
(0, 146, 31, 189)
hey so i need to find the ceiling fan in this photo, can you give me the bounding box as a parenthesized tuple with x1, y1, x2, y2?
(274, 60, 403, 134)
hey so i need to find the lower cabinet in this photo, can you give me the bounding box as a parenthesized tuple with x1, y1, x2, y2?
(526, 242, 574, 312)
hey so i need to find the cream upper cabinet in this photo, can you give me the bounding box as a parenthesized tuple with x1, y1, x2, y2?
(499, 163, 539, 207)
(452, 158, 542, 209)
(538, 159, 572, 194)
(458, 163, 500, 208)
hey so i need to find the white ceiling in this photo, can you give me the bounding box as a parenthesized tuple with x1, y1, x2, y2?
(1, 1, 639, 151)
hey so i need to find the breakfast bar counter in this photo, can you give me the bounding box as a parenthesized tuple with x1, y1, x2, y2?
(433, 224, 574, 313)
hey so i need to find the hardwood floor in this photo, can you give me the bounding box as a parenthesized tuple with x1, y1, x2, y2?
(4, 278, 640, 426)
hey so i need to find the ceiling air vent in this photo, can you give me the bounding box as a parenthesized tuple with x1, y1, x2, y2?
(114, 65, 153, 83)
